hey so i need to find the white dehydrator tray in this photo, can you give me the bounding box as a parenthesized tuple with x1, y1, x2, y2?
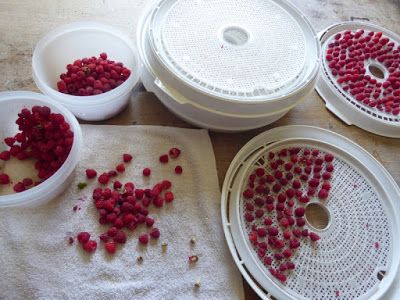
(221, 125, 400, 300)
(316, 21, 400, 138)
(137, 0, 320, 131)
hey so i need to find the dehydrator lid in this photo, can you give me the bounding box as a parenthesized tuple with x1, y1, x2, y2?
(147, 0, 320, 103)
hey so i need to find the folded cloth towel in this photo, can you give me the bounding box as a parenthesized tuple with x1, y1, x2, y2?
(0, 125, 244, 300)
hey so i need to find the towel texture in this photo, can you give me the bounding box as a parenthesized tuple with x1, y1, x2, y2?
(0, 125, 244, 300)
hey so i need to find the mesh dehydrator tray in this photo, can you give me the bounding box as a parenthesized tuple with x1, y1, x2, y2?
(221, 126, 400, 300)
(316, 21, 400, 138)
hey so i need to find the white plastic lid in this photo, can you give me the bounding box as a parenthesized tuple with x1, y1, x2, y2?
(147, 0, 320, 102)
(221, 125, 400, 300)
(316, 21, 400, 138)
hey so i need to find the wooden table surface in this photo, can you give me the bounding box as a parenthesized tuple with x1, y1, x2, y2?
(1, 1, 399, 299)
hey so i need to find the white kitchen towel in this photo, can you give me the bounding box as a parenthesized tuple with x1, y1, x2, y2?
(0, 125, 244, 300)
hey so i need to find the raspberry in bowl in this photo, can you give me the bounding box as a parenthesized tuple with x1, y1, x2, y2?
(32, 22, 141, 121)
(0, 91, 82, 207)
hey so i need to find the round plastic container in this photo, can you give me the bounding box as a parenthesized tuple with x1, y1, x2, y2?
(32, 22, 142, 121)
(0, 91, 82, 208)
(137, 0, 320, 131)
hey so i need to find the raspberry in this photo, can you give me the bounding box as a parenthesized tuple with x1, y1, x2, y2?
(263, 217, 273, 226)
(0, 151, 11, 161)
(268, 227, 279, 236)
(99, 233, 110, 242)
(139, 233, 149, 245)
(104, 241, 116, 254)
(257, 248, 266, 258)
(287, 200, 294, 207)
(292, 180, 301, 189)
(292, 229, 302, 237)
(85, 169, 97, 179)
(159, 154, 169, 164)
(272, 183, 282, 193)
(22, 178, 33, 187)
(294, 207, 305, 217)
(283, 249, 292, 258)
(98, 173, 109, 185)
(326, 164, 334, 172)
(286, 189, 295, 198)
(114, 230, 127, 244)
(277, 194, 286, 203)
(113, 181, 122, 189)
(296, 218, 306, 227)
(116, 163, 125, 173)
(280, 218, 289, 228)
(145, 217, 155, 227)
(264, 256, 273, 265)
(322, 182, 331, 191)
(318, 189, 329, 199)
(123, 153, 133, 162)
(322, 172, 331, 180)
(243, 189, 254, 199)
(286, 262, 295, 270)
(256, 227, 267, 237)
(302, 229, 309, 237)
(169, 147, 181, 159)
(283, 231, 292, 240)
(165, 191, 174, 203)
(274, 253, 284, 260)
(175, 165, 183, 174)
(255, 209, 264, 218)
(13, 182, 25, 193)
(108, 170, 117, 177)
(77, 232, 90, 244)
(325, 153, 334, 162)
(309, 232, 320, 241)
(0, 173, 10, 185)
(150, 228, 160, 239)
(143, 168, 151, 176)
(104, 228, 117, 239)
(83, 240, 97, 253)
(289, 239, 300, 249)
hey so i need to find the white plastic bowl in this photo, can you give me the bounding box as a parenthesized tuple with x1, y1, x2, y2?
(32, 22, 141, 121)
(0, 91, 82, 208)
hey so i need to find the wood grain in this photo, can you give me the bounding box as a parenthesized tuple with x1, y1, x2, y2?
(1, 1, 399, 299)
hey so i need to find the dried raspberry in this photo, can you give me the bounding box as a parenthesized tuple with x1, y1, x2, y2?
(77, 232, 91, 244)
(283, 249, 292, 258)
(325, 153, 334, 162)
(0, 151, 11, 161)
(159, 154, 169, 164)
(98, 173, 109, 185)
(245, 212, 254, 222)
(143, 168, 151, 176)
(114, 230, 127, 244)
(292, 229, 302, 238)
(268, 227, 279, 236)
(13, 182, 25, 193)
(150, 228, 160, 239)
(0, 173, 10, 185)
(116, 163, 125, 173)
(165, 191, 175, 203)
(309, 232, 320, 241)
(123, 153, 133, 162)
(104, 241, 116, 254)
(295, 207, 305, 217)
(139, 233, 149, 245)
(243, 189, 254, 199)
(175, 165, 183, 174)
(283, 231, 292, 240)
(255, 168, 265, 177)
(255, 209, 264, 218)
(263, 217, 273, 226)
(83, 240, 97, 253)
(318, 189, 329, 199)
(169, 147, 181, 159)
(292, 180, 301, 189)
(85, 169, 97, 179)
(264, 256, 273, 265)
(289, 239, 300, 249)
(296, 218, 306, 227)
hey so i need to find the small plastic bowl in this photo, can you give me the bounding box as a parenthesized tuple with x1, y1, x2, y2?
(0, 91, 82, 208)
(32, 22, 141, 121)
